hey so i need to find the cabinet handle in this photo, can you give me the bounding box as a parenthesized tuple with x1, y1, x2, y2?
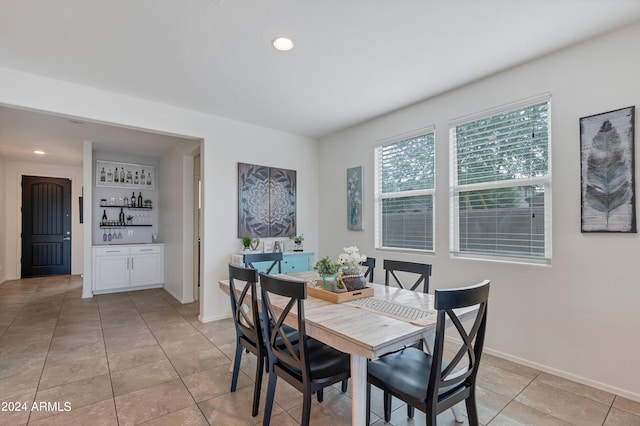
(138, 249, 153, 252)
(131, 258, 134, 269)
(106, 250, 121, 253)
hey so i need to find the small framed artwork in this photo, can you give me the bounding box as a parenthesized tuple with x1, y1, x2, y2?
(580, 106, 636, 232)
(347, 166, 363, 230)
(96, 160, 156, 190)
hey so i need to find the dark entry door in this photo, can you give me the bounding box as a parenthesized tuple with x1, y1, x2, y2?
(21, 176, 72, 277)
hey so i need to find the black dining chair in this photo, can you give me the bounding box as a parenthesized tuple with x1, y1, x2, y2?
(384, 259, 432, 293)
(260, 273, 351, 426)
(360, 256, 376, 283)
(243, 252, 283, 274)
(366, 280, 490, 426)
(228, 264, 265, 417)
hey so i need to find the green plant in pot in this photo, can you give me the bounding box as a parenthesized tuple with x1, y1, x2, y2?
(241, 237, 252, 251)
(314, 257, 345, 292)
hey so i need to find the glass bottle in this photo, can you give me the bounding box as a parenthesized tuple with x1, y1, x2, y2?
(119, 208, 125, 225)
(102, 209, 107, 224)
(106, 168, 113, 182)
(124, 196, 129, 207)
(137, 192, 143, 209)
(131, 191, 136, 207)
(114, 167, 119, 183)
(147, 171, 152, 185)
(126, 169, 132, 183)
(100, 167, 106, 182)
(134, 171, 139, 185)
(120, 168, 125, 183)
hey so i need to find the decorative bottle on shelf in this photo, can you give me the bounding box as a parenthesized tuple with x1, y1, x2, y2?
(106, 168, 113, 182)
(120, 168, 125, 183)
(114, 167, 119, 183)
(101, 209, 107, 225)
(131, 191, 136, 207)
(147, 171, 152, 185)
(126, 169, 132, 183)
(134, 171, 139, 185)
(137, 192, 143, 209)
(119, 208, 125, 225)
(124, 196, 129, 207)
(100, 167, 106, 182)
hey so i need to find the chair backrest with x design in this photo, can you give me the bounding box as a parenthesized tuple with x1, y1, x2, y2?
(360, 257, 376, 283)
(427, 280, 490, 417)
(243, 252, 283, 274)
(383, 259, 432, 293)
(229, 264, 261, 349)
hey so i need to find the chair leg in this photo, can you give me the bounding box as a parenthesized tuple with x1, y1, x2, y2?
(407, 404, 414, 418)
(252, 350, 265, 417)
(302, 390, 312, 426)
(262, 371, 277, 426)
(465, 393, 480, 426)
(341, 379, 348, 393)
(316, 388, 323, 403)
(230, 342, 243, 392)
(383, 390, 392, 422)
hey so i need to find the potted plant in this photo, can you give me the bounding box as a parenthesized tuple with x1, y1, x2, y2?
(337, 246, 367, 291)
(241, 237, 252, 251)
(314, 256, 345, 292)
(144, 199, 152, 208)
(290, 234, 304, 251)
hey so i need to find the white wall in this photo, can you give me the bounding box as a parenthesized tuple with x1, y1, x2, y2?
(318, 22, 640, 400)
(2, 160, 84, 279)
(159, 140, 200, 303)
(0, 66, 319, 324)
(0, 155, 6, 284)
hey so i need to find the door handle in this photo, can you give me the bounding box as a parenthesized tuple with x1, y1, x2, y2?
(63, 237, 71, 241)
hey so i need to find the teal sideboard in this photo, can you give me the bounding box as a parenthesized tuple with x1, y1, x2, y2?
(231, 252, 314, 273)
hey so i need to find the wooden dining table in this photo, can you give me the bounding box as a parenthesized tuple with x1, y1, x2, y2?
(219, 271, 476, 425)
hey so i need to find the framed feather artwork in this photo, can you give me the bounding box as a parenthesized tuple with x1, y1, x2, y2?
(580, 106, 636, 233)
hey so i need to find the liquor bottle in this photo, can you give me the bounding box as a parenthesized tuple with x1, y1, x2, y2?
(124, 196, 129, 207)
(107, 168, 113, 182)
(137, 192, 143, 209)
(134, 171, 139, 185)
(102, 209, 107, 224)
(126, 169, 132, 183)
(100, 167, 106, 182)
(131, 191, 136, 207)
(120, 168, 125, 183)
(119, 207, 125, 225)
(114, 168, 119, 183)
(147, 171, 152, 185)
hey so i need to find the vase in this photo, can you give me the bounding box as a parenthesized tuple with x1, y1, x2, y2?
(293, 242, 303, 252)
(340, 273, 367, 291)
(322, 274, 337, 292)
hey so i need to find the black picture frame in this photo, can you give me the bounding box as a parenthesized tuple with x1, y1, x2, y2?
(580, 106, 636, 233)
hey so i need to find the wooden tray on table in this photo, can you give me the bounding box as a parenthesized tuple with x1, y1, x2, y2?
(307, 285, 373, 303)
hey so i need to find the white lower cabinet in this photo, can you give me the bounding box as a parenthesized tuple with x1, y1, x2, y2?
(93, 244, 164, 293)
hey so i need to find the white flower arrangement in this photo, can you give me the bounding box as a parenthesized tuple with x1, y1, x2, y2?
(337, 246, 367, 275)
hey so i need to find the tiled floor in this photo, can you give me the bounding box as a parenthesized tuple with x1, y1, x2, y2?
(0, 275, 639, 425)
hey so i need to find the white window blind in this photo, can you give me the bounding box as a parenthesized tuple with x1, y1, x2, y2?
(449, 95, 552, 261)
(375, 129, 435, 251)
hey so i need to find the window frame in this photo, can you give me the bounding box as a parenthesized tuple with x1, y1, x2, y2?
(448, 94, 552, 264)
(374, 126, 436, 253)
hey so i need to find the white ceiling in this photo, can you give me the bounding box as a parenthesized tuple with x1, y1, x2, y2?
(1, 0, 640, 165)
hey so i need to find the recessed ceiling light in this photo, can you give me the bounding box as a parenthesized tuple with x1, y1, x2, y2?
(33, 150, 45, 155)
(272, 36, 294, 51)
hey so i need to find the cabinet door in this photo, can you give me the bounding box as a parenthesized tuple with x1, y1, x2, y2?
(130, 246, 164, 287)
(281, 253, 313, 273)
(93, 253, 130, 291)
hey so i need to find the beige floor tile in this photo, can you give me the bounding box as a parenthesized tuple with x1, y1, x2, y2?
(141, 405, 209, 426)
(157, 333, 214, 355)
(104, 331, 159, 354)
(477, 361, 533, 399)
(489, 400, 572, 425)
(43, 339, 106, 368)
(475, 385, 512, 425)
(198, 384, 283, 425)
(0, 352, 47, 380)
(514, 380, 609, 425)
(28, 398, 118, 426)
(39, 355, 109, 390)
(115, 378, 195, 426)
(183, 363, 253, 402)
(167, 345, 230, 376)
(107, 343, 168, 372)
(0, 390, 35, 426)
(613, 395, 640, 416)
(287, 390, 353, 426)
(604, 407, 640, 425)
(534, 372, 616, 405)
(0, 371, 41, 400)
(111, 358, 179, 396)
(481, 353, 540, 380)
(30, 373, 113, 422)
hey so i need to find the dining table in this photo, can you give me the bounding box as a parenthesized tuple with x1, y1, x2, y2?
(219, 271, 477, 426)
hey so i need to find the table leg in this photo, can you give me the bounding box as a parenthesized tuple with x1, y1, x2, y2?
(350, 355, 367, 426)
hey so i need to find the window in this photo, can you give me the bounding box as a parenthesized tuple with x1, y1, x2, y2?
(375, 129, 435, 251)
(449, 95, 551, 261)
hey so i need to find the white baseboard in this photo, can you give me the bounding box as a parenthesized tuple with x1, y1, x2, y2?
(198, 312, 231, 323)
(483, 346, 640, 403)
